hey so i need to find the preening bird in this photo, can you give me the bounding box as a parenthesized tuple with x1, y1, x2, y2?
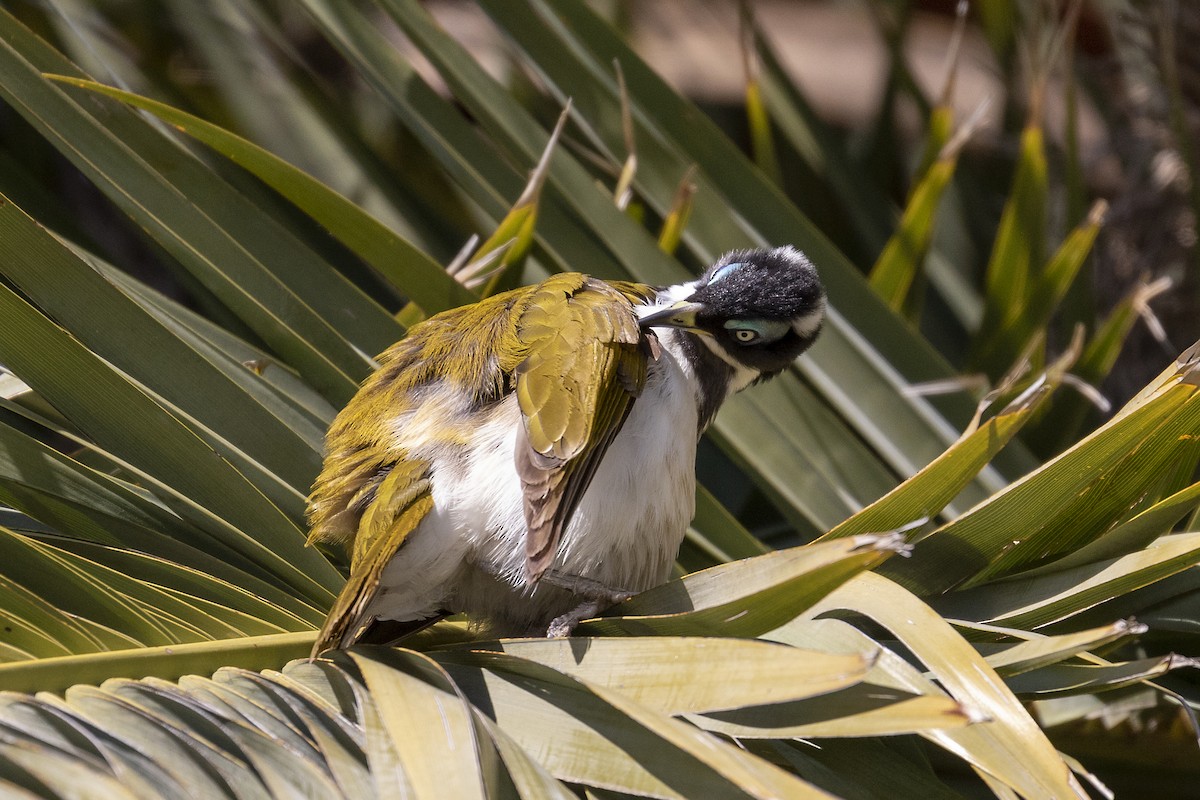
(307, 246, 825, 655)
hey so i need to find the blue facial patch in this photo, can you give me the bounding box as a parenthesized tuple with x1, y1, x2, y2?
(723, 318, 791, 344)
(708, 261, 747, 286)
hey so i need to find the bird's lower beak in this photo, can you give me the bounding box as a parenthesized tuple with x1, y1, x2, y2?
(637, 300, 709, 334)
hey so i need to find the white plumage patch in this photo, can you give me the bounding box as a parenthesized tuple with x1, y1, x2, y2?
(635, 279, 702, 320)
(792, 295, 827, 338)
(361, 334, 703, 635)
(695, 333, 761, 395)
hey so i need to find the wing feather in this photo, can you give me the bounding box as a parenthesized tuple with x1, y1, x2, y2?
(513, 274, 655, 582)
(311, 459, 432, 656)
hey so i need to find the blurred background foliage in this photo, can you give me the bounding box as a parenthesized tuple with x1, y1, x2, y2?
(0, 0, 1198, 797)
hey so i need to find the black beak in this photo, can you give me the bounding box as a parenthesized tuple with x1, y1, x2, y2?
(637, 301, 709, 335)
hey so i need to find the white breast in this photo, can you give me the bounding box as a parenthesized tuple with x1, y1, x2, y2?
(364, 330, 703, 635)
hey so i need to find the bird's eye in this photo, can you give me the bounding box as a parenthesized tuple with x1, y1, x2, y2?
(724, 319, 790, 345)
(732, 328, 759, 343)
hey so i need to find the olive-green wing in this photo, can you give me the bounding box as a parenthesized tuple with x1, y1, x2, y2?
(513, 273, 654, 582)
(307, 288, 528, 654)
(310, 457, 432, 656)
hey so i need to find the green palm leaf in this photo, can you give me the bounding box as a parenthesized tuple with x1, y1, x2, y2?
(0, 1, 1195, 796)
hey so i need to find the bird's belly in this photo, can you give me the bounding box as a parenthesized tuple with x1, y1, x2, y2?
(368, 353, 699, 634)
(554, 362, 699, 590)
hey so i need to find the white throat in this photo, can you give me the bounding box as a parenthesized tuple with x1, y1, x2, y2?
(694, 334, 760, 395)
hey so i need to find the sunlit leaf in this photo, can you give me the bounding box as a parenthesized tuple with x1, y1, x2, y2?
(972, 123, 1048, 377)
(972, 200, 1106, 378)
(583, 534, 907, 637)
(803, 573, 1089, 798)
(889, 348, 1200, 594)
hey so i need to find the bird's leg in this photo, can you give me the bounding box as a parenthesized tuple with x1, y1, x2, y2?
(540, 569, 634, 600)
(542, 569, 634, 638)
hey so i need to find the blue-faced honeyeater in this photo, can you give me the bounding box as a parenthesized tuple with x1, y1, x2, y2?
(308, 246, 825, 654)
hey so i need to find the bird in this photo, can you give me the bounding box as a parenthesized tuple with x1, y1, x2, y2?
(307, 246, 825, 655)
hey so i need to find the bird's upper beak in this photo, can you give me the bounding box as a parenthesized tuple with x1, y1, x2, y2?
(637, 300, 710, 335)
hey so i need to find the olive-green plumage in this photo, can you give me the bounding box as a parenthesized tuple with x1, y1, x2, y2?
(308, 273, 657, 654)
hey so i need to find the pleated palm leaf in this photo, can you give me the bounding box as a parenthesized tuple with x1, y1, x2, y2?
(0, 1, 1196, 797)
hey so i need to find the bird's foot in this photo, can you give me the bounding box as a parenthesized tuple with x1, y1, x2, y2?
(542, 570, 634, 638)
(547, 599, 604, 638)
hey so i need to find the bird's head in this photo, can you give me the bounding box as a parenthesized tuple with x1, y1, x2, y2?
(638, 246, 826, 378)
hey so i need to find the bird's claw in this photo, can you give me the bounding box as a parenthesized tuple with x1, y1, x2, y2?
(545, 589, 633, 638)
